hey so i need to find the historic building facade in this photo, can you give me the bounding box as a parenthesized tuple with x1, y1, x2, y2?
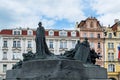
(104, 19, 120, 80)
(1, 17, 120, 80)
(76, 17, 105, 67)
(0, 28, 79, 79)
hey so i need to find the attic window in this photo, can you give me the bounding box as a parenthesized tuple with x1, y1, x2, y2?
(27, 30, 33, 35)
(59, 30, 67, 36)
(71, 31, 76, 37)
(49, 30, 54, 36)
(13, 30, 21, 35)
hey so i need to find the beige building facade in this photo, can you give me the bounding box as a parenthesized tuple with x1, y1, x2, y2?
(104, 20, 120, 80)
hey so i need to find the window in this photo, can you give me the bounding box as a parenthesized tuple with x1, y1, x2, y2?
(59, 30, 67, 36)
(49, 40, 53, 48)
(60, 41, 67, 49)
(60, 41, 63, 48)
(108, 64, 115, 72)
(28, 41, 32, 48)
(108, 53, 110, 61)
(13, 31, 21, 35)
(13, 41, 16, 47)
(17, 41, 21, 47)
(108, 53, 114, 61)
(90, 33, 94, 38)
(108, 43, 114, 49)
(111, 53, 114, 61)
(27, 30, 33, 35)
(90, 22, 94, 27)
(98, 42, 101, 48)
(71, 31, 76, 37)
(49, 30, 54, 36)
(108, 33, 112, 38)
(13, 41, 21, 48)
(3, 52, 7, 60)
(13, 53, 21, 60)
(3, 41, 7, 47)
(64, 41, 67, 48)
(83, 33, 87, 38)
(90, 42, 94, 48)
(3, 64, 7, 73)
(108, 43, 110, 48)
(72, 40, 76, 48)
(111, 43, 114, 48)
(97, 34, 100, 38)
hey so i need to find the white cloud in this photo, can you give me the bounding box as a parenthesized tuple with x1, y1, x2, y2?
(91, 0, 120, 26)
(0, 0, 86, 29)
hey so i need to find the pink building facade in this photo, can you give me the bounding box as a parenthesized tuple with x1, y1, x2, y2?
(77, 17, 105, 67)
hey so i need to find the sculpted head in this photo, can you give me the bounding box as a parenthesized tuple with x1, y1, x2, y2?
(38, 22, 42, 27)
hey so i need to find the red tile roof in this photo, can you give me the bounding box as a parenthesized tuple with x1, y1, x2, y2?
(0, 29, 79, 37)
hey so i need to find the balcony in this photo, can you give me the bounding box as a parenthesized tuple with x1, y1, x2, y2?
(27, 47, 32, 51)
(12, 47, 21, 51)
(59, 48, 68, 51)
(2, 46, 8, 51)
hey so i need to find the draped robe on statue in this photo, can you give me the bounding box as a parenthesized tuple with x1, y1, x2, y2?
(35, 22, 52, 58)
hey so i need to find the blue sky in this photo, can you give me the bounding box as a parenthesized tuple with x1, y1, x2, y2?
(0, 0, 120, 30)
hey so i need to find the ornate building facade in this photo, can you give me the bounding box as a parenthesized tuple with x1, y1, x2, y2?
(104, 19, 120, 80)
(0, 28, 79, 79)
(76, 17, 105, 67)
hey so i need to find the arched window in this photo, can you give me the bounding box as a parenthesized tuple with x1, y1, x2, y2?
(108, 64, 115, 72)
(109, 77, 116, 80)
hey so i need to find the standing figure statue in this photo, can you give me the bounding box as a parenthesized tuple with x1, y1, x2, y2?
(35, 22, 52, 59)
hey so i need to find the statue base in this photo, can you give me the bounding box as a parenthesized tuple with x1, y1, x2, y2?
(6, 60, 108, 80)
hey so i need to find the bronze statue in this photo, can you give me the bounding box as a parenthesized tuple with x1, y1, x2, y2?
(74, 38, 90, 63)
(35, 22, 53, 59)
(12, 22, 101, 70)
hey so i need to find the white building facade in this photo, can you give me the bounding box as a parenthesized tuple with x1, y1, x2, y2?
(0, 28, 79, 79)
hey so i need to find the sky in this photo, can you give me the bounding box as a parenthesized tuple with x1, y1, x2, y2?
(0, 0, 120, 30)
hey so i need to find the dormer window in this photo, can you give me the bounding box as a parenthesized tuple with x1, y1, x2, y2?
(59, 30, 67, 36)
(49, 30, 54, 36)
(13, 29, 21, 35)
(71, 31, 76, 37)
(27, 30, 33, 35)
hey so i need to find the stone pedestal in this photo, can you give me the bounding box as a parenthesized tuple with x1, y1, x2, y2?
(6, 60, 108, 80)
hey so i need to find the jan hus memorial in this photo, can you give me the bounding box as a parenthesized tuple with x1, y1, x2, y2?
(6, 22, 108, 80)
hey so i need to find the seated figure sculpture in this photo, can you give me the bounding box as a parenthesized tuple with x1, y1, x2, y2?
(63, 40, 80, 59)
(74, 38, 90, 63)
(63, 38, 101, 64)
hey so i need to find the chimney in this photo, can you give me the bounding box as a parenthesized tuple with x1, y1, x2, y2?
(114, 19, 119, 23)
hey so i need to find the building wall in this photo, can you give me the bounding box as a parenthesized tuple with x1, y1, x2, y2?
(104, 22, 120, 80)
(77, 17, 105, 67)
(0, 28, 79, 79)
